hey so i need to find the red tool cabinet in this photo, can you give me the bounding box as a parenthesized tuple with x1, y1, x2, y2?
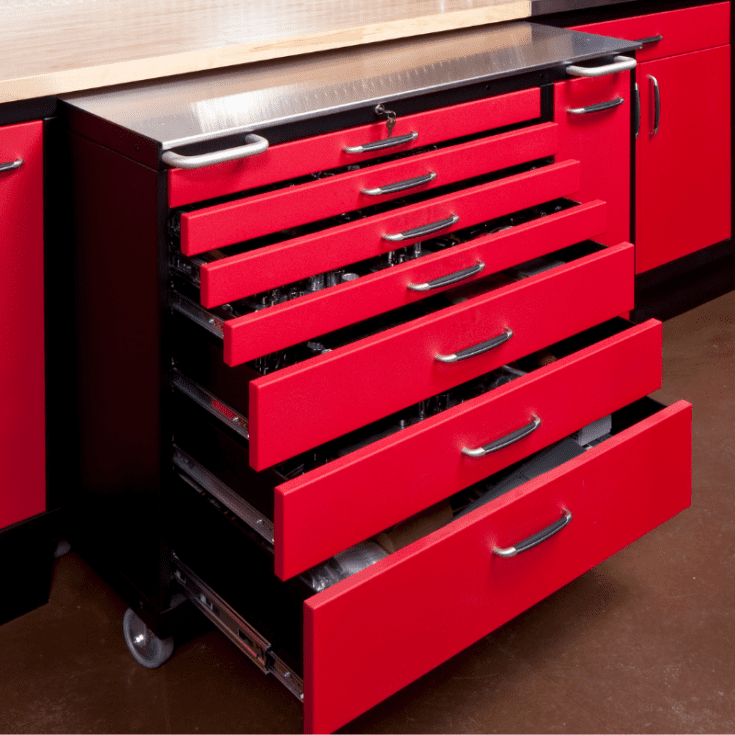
(59, 22, 692, 733)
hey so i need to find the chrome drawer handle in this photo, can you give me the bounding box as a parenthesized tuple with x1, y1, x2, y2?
(493, 509, 572, 558)
(161, 134, 269, 169)
(567, 97, 624, 115)
(0, 158, 23, 173)
(649, 75, 661, 136)
(635, 35, 664, 46)
(344, 131, 418, 155)
(383, 214, 459, 242)
(566, 55, 637, 78)
(462, 414, 541, 458)
(634, 82, 641, 139)
(362, 171, 437, 196)
(407, 261, 485, 292)
(436, 327, 513, 364)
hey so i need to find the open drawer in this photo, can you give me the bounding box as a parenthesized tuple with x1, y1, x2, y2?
(172, 317, 663, 580)
(170, 396, 692, 734)
(172, 239, 635, 470)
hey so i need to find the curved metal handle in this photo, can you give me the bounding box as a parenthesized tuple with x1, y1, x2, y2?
(493, 509, 572, 557)
(344, 131, 418, 155)
(635, 35, 664, 46)
(383, 214, 459, 242)
(649, 75, 660, 136)
(436, 327, 513, 364)
(634, 82, 641, 139)
(407, 261, 485, 292)
(567, 97, 624, 115)
(362, 171, 436, 197)
(161, 134, 269, 169)
(462, 414, 540, 457)
(0, 158, 23, 173)
(566, 55, 637, 78)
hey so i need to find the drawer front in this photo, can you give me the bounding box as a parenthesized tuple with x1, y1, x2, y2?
(168, 88, 542, 207)
(214, 160, 583, 338)
(554, 74, 630, 247)
(572, 3, 730, 62)
(304, 400, 692, 734)
(221, 200, 607, 363)
(0, 120, 46, 530)
(249, 242, 635, 470)
(274, 320, 663, 580)
(182, 123, 560, 255)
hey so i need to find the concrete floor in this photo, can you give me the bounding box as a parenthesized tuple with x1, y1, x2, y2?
(1, 290, 733, 734)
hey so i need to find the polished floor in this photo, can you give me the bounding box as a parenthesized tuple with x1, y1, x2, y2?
(1, 290, 734, 734)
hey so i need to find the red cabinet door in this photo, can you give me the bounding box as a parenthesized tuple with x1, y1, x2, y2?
(0, 120, 45, 529)
(636, 45, 731, 273)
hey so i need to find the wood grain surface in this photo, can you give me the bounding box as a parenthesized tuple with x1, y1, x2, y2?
(0, 0, 530, 102)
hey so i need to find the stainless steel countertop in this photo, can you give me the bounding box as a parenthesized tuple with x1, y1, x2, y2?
(62, 22, 638, 152)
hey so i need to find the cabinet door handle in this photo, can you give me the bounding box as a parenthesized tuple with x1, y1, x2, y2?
(493, 509, 572, 557)
(462, 414, 541, 457)
(635, 35, 664, 46)
(362, 171, 437, 196)
(162, 134, 269, 169)
(634, 82, 641, 139)
(0, 158, 23, 173)
(344, 131, 418, 155)
(649, 75, 661, 136)
(383, 214, 459, 242)
(407, 260, 485, 292)
(566, 55, 637, 78)
(436, 327, 513, 364)
(567, 97, 625, 115)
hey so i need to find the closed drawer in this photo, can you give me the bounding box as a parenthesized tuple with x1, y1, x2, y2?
(572, 3, 730, 62)
(167, 88, 542, 207)
(173, 239, 635, 471)
(173, 319, 664, 580)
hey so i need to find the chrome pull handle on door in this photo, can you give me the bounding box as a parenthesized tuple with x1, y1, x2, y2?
(161, 134, 269, 169)
(635, 35, 664, 46)
(407, 261, 485, 292)
(462, 414, 540, 457)
(362, 171, 437, 196)
(634, 82, 641, 139)
(566, 55, 637, 78)
(0, 158, 23, 173)
(436, 327, 513, 364)
(383, 214, 459, 242)
(649, 75, 661, 136)
(344, 131, 418, 155)
(493, 509, 572, 557)
(567, 97, 625, 115)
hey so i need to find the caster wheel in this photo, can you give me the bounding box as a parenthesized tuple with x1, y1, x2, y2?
(122, 608, 174, 669)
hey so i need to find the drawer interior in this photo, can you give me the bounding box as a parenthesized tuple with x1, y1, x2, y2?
(169, 394, 675, 681)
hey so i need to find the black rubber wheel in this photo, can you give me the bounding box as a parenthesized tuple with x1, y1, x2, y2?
(122, 608, 174, 669)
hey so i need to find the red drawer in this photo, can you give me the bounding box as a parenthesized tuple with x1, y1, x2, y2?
(168, 88, 542, 207)
(274, 320, 663, 580)
(205, 159, 583, 317)
(181, 123, 559, 256)
(0, 120, 46, 530)
(304, 399, 692, 734)
(554, 74, 630, 247)
(220, 199, 607, 362)
(249, 241, 635, 470)
(572, 3, 730, 62)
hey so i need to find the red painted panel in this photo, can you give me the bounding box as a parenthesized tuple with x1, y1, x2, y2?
(554, 75, 630, 246)
(303, 400, 692, 734)
(168, 89, 542, 207)
(274, 320, 662, 580)
(207, 160, 582, 308)
(182, 123, 559, 254)
(248, 242, 635, 470)
(0, 120, 45, 529)
(221, 200, 607, 362)
(572, 3, 730, 62)
(636, 45, 731, 273)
